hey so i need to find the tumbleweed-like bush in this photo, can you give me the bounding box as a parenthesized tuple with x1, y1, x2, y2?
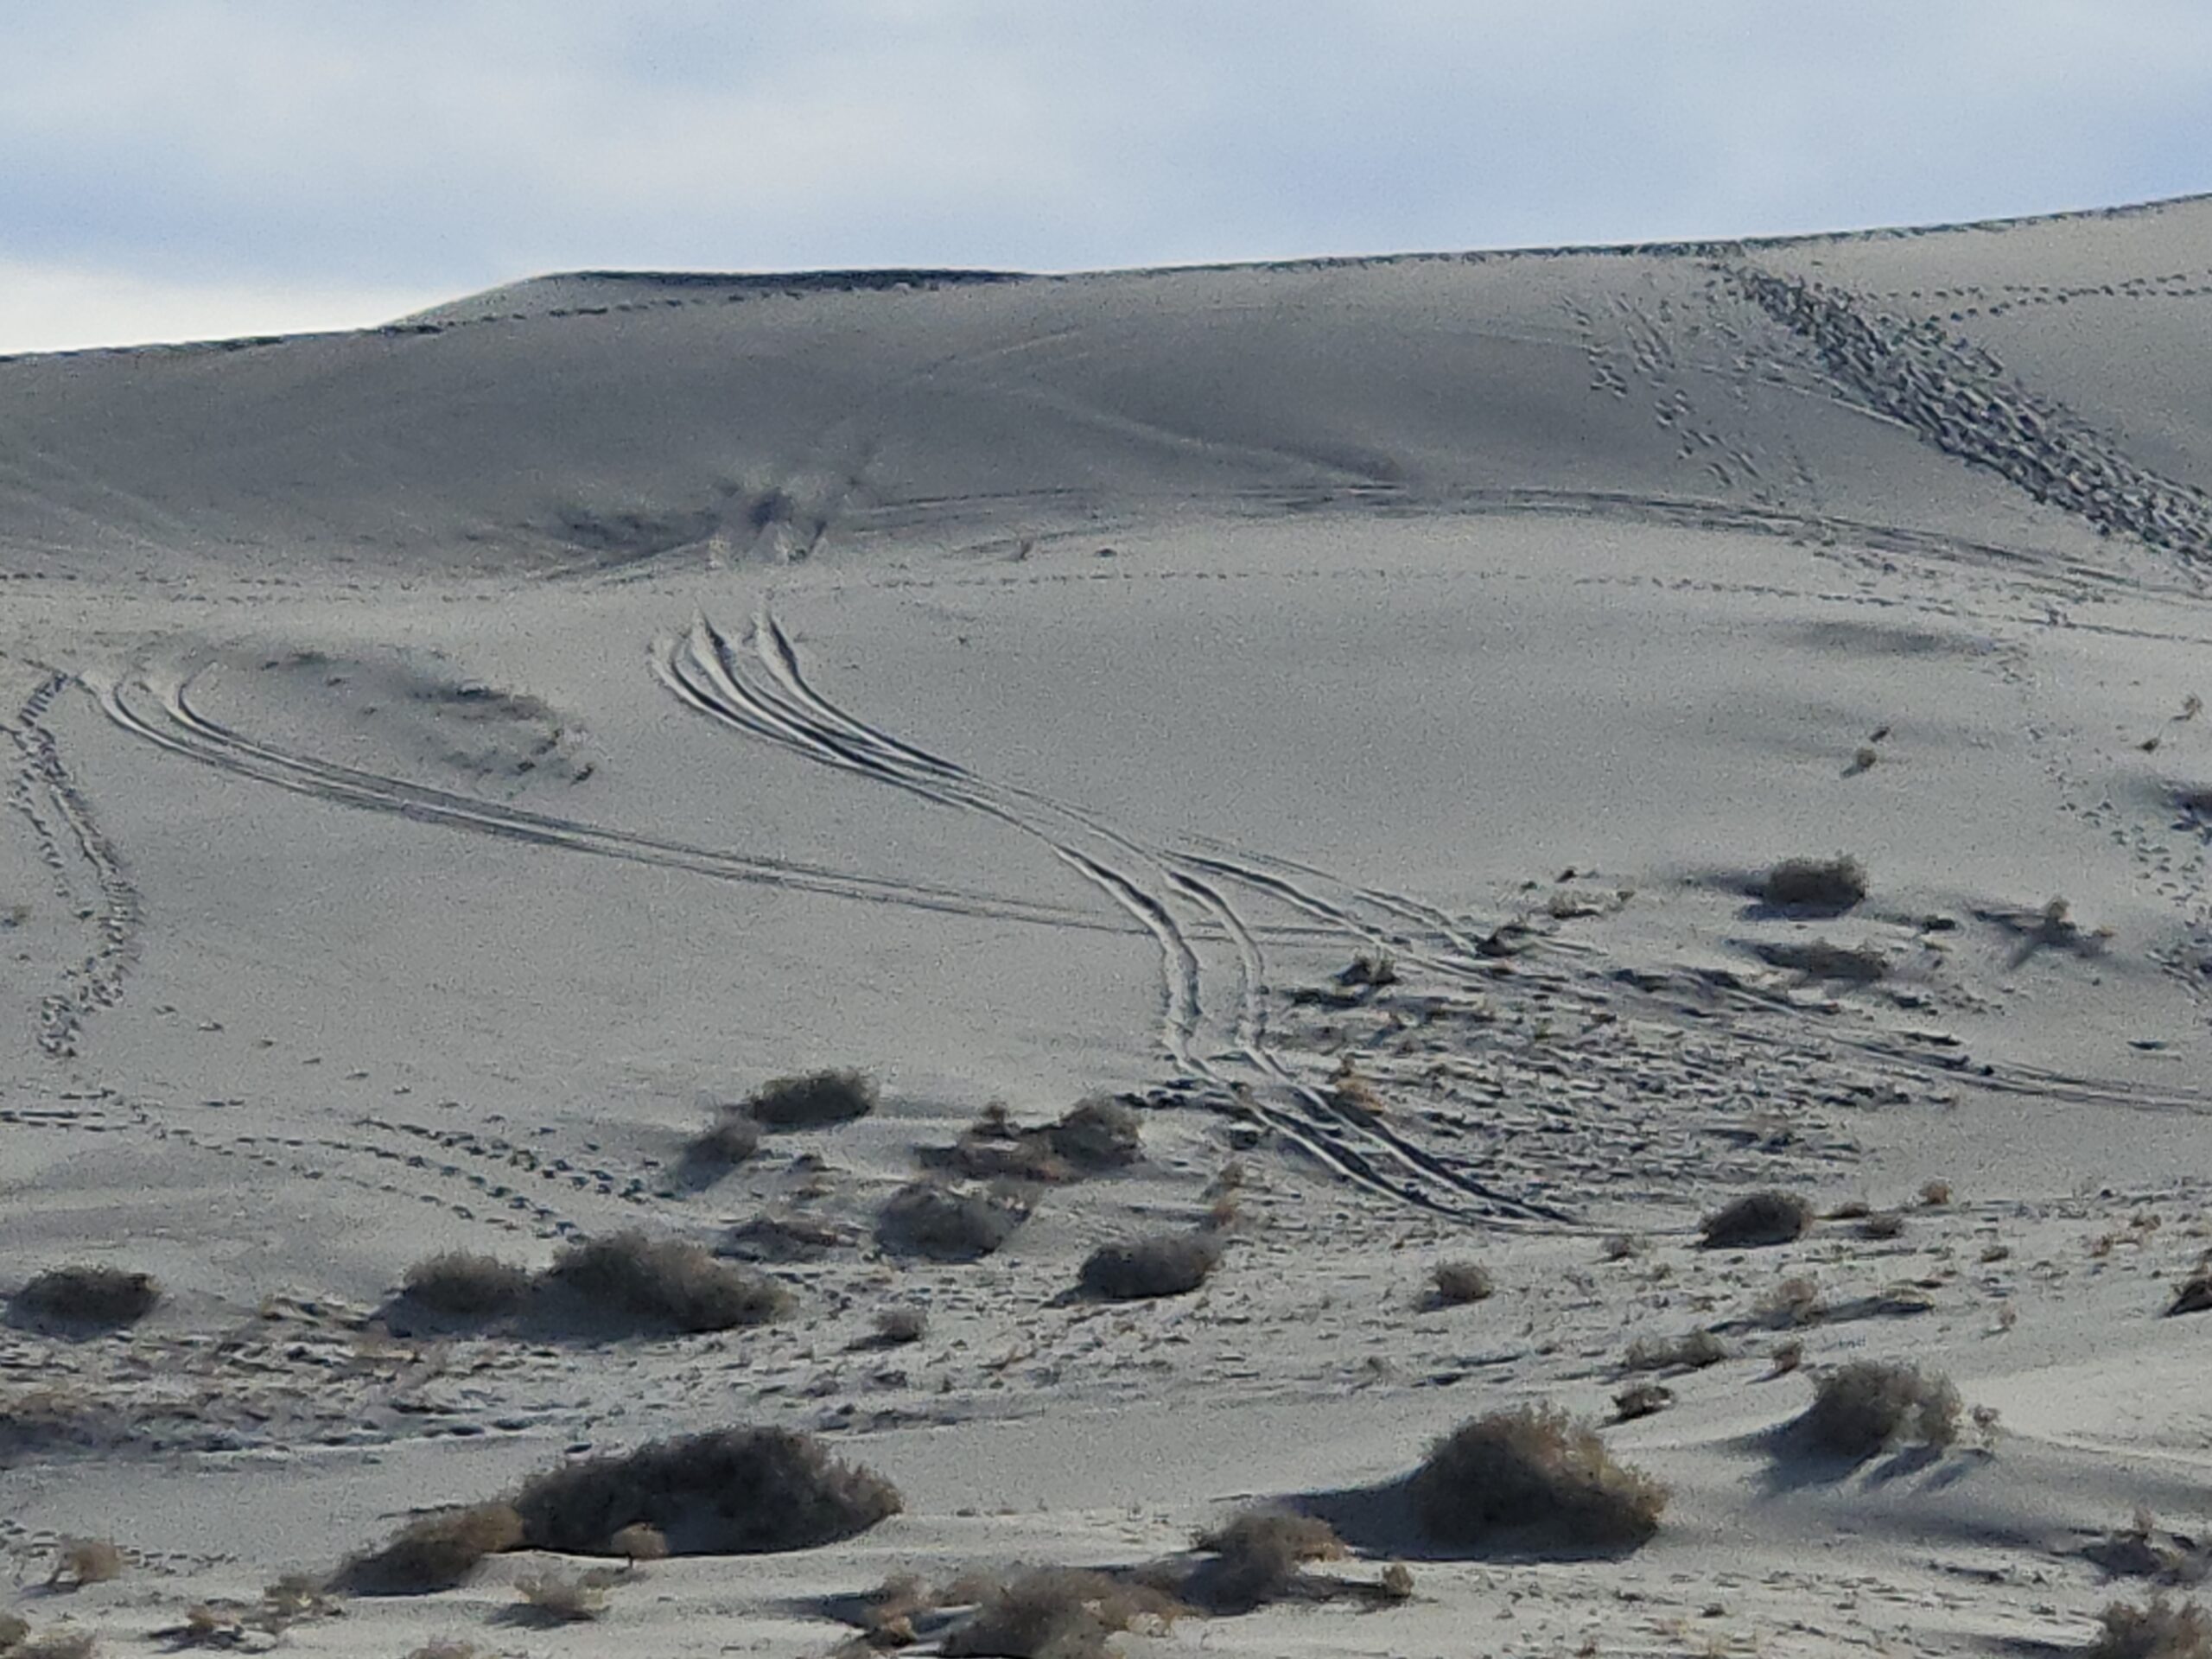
(1409, 1405, 1667, 1550)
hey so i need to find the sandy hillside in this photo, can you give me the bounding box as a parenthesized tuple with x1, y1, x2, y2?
(4, 196, 2212, 1657)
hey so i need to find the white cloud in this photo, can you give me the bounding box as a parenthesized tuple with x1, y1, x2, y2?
(0, 260, 447, 356)
(2, 2, 2208, 347)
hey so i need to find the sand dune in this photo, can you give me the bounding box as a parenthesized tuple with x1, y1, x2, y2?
(5, 196, 2212, 1656)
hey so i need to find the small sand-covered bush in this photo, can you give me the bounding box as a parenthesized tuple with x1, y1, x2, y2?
(746, 1069, 877, 1129)
(1192, 1508, 1346, 1610)
(512, 1427, 900, 1555)
(15, 1265, 162, 1328)
(1700, 1190, 1815, 1249)
(931, 1096, 1145, 1185)
(400, 1251, 533, 1318)
(1761, 855, 1868, 913)
(873, 1305, 927, 1345)
(876, 1183, 1027, 1262)
(47, 1537, 122, 1588)
(514, 1568, 617, 1623)
(681, 1109, 760, 1175)
(1795, 1360, 1961, 1460)
(1429, 1261, 1495, 1306)
(1624, 1328, 1726, 1372)
(1077, 1230, 1223, 1300)
(942, 1567, 1183, 1659)
(550, 1230, 788, 1332)
(11, 1629, 99, 1659)
(2088, 1597, 2212, 1659)
(1048, 1097, 1144, 1172)
(340, 1503, 524, 1594)
(1409, 1405, 1666, 1550)
(1613, 1382, 1674, 1421)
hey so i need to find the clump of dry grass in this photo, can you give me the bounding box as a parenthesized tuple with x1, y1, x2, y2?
(931, 1096, 1145, 1185)
(1189, 1508, 1347, 1611)
(746, 1069, 877, 1129)
(1624, 1329, 1726, 1372)
(876, 1183, 1028, 1261)
(940, 1568, 1183, 1659)
(1770, 1338, 1806, 1375)
(681, 1109, 761, 1177)
(405, 1643, 479, 1659)
(339, 1503, 524, 1594)
(1794, 1360, 1961, 1461)
(400, 1251, 533, 1318)
(1613, 1382, 1674, 1421)
(1760, 855, 1868, 913)
(514, 1568, 618, 1623)
(1409, 1405, 1667, 1550)
(10, 1628, 98, 1659)
(549, 1230, 788, 1332)
(1047, 1097, 1144, 1172)
(15, 1265, 161, 1328)
(2088, 1597, 2212, 1659)
(169, 1605, 243, 1647)
(1857, 1211, 1907, 1240)
(1077, 1230, 1223, 1300)
(873, 1305, 927, 1345)
(1428, 1261, 1494, 1306)
(512, 1426, 900, 1554)
(723, 1211, 849, 1262)
(1757, 1275, 1824, 1328)
(46, 1538, 122, 1589)
(1700, 1190, 1815, 1249)
(2164, 1268, 2212, 1317)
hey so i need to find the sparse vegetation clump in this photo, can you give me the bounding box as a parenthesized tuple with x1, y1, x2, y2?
(15, 1265, 162, 1328)
(745, 1069, 877, 1129)
(1428, 1261, 1495, 1306)
(46, 1537, 122, 1588)
(1761, 855, 1868, 913)
(549, 1230, 788, 1332)
(10, 1629, 99, 1659)
(2088, 1597, 2212, 1659)
(1190, 1508, 1346, 1611)
(1046, 1097, 1144, 1172)
(1613, 1382, 1674, 1421)
(400, 1251, 533, 1318)
(941, 1568, 1183, 1659)
(930, 1096, 1145, 1185)
(514, 1568, 617, 1623)
(681, 1109, 761, 1176)
(876, 1183, 1027, 1262)
(339, 1503, 524, 1594)
(1700, 1190, 1815, 1249)
(873, 1305, 927, 1345)
(1077, 1230, 1223, 1300)
(1624, 1329, 1726, 1372)
(511, 1427, 901, 1555)
(1409, 1405, 1667, 1550)
(1794, 1360, 1961, 1461)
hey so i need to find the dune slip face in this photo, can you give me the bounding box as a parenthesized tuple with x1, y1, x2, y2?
(7, 197, 2212, 1656)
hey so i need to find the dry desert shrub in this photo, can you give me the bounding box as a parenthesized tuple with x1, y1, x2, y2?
(1077, 1230, 1223, 1300)
(0, 1616, 28, 1651)
(10, 1630, 97, 1659)
(550, 1230, 788, 1332)
(1770, 1338, 1806, 1375)
(169, 1605, 242, 1647)
(2165, 1269, 2212, 1317)
(1761, 855, 1868, 913)
(339, 1503, 523, 1594)
(2089, 1598, 2212, 1659)
(1428, 1261, 1495, 1306)
(1047, 1097, 1144, 1172)
(608, 1522, 670, 1564)
(405, 1643, 479, 1659)
(1795, 1360, 1961, 1460)
(747, 1069, 877, 1129)
(512, 1426, 900, 1554)
(873, 1305, 927, 1345)
(860, 1573, 933, 1647)
(400, 1251, 533, 1318)
(941, 1568, 1182, 1659)
(1857, 1211, 1907, 1240)
(1700, 1190, 1815, 1249)
(682, 1109, 761, 1176)
(1613, 1381, 1674, 1421)
(15, 1266, 161, 1328)
(514, 1567, 618, 1623)
(723, 1211, 849, 1262)
(1190, 1508, 1345, 1610)
(1624, 1329, 1726, 1371)
(1758, 1275, 1824, 1327)
(876, 1183, 1027, 1262)
(932, 1096, 1144, 1185)
(1409, 1405, 1667, 1550)
(46, 1538, 121, 1588)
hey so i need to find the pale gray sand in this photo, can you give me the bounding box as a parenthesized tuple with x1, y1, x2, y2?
(5, 196, 2212, 1656)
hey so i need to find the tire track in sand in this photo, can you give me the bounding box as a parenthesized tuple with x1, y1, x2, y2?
(656, 604, 1570, 1224)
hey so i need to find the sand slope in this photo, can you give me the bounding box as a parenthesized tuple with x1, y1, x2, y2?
(5, 196, 2212, 1656)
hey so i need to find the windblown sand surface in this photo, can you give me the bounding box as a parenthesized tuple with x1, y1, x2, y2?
(6, 196, 2212, 1656)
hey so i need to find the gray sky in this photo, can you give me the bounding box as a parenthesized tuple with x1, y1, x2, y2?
(7, 1, 2209, 353)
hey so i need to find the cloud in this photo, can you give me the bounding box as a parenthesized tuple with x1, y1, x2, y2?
(3, 1, 2209, 349)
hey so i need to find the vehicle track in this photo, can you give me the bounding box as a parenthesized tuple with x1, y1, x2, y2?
(87, 667, 1115, 934)
(657, 604, 1572, 1224)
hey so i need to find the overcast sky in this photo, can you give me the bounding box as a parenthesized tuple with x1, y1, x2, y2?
(6, 2, 2209, 353)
